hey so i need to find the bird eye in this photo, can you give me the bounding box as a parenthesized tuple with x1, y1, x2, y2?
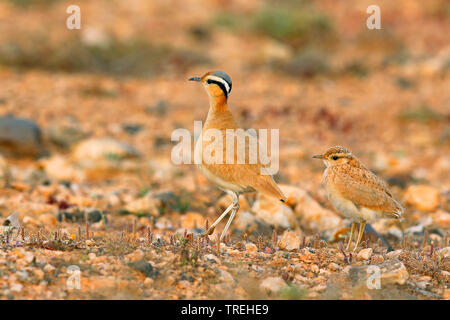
(332, 156, 339, 160)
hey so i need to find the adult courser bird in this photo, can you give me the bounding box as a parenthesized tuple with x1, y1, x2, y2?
(189, 71, 286, 241)
(313, 146, 403, 251)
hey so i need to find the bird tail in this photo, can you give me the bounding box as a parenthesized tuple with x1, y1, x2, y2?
(385, 199, 404, 219)
(254, 176, 287, 202)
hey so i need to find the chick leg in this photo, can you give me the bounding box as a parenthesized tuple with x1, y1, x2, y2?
(346, 222, 357, 251)
(353, 221, 367, 252)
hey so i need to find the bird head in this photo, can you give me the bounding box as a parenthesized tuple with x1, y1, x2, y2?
(312, 146, 355, 167)
(189, 70, 232, 100)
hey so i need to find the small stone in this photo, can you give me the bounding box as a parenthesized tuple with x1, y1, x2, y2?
(357, 248, 373, 261)
(329, 262, 341, 271)
(371, 254, 384, 264)
(278, 230, 302, 251)
(144, 277, 154, 287)
(386, 249, 403, 260)
(44, 264, 55, 273)
(34, 269, 44, 280)
(88, 253, 96, 260)
(260, 277, 287, 294)
(129, 260, 156, 278)
(85, 240, 94, 246)
(125, 249, 144, 262)
(404, 185, 440, 212)
(252, 194, 297, 229)
(10, 283, 23, 293)
(443, 288, 450, 300)
(281, 184, 342, 232)
(204, 254, 220, 264)
(16, 270, 29, 281)
(218, 269, 235, 284)
(245, 243, 258, 252)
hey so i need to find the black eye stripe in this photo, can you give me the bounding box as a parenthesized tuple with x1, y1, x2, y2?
(207, 79, 229, 98)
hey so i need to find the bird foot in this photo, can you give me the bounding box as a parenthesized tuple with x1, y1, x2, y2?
(201, 226, 215, 237)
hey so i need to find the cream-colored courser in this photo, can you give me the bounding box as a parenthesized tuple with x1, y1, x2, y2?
(313, 146, 403, 251)
(189, 71, 286, 241)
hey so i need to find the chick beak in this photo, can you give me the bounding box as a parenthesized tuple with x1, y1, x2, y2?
(312, 154, 324, 160)
(188, 76, 201, 82)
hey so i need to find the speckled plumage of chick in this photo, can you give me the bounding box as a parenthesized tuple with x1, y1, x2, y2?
(313, 146, 403, 251)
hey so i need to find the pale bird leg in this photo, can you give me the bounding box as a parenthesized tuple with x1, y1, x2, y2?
(220, 201, 240, 241)
(203, 192, 238, 236)
(353, 221, 367, 252)
(346, 222, 357, 251)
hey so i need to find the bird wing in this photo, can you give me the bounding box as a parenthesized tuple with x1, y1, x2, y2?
(200, 118, 286, 201)
(329, 165, 403, 218)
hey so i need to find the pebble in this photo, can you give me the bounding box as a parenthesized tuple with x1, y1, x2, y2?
(43, 264, 55, 273)
(245, 243, 258, 252)
(260, 277, 287, 294)
(357, 248, 373, 261)
(278, 230, 302, 251)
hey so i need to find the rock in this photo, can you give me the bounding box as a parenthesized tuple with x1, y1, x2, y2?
(16, 270, 29, 281)
(404, 185, 440, 212)
(350, 259, 409, 286)
(245, 243, 258, 252)
(124, 193, 162, 217)
(144, 277, 154, 287)
(129, 260, 158, 278)
(260, 277, 287, 294)
(72, 137, 139, 168)
(371, 254, 384, 264)
(40, 155, 84, 182)
(47, 119, 88, 148)
(39, 213, 57, 226)
(357, 248, 373, 261)
(10, 283, 23, 293)
(252, 194, 297, 229)
(278, 230, 302, 251)
(0, 116, 46, 157)
(218, 269, 235, 284)
(43, 264, 55, 274)
(58, 208, 105, 223)
(204, 254, 220, 264)
(443, 288, 450, 300)
(125, 249, 144, 263)
(279, 185, 342, 232)
(430, 210, 450, 229)
(329, 262, 341, 271)
(180, 212, 204, 229)
(386, 249, 403, 260)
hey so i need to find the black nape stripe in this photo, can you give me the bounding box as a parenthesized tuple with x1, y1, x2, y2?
(207, 79, 228, 98)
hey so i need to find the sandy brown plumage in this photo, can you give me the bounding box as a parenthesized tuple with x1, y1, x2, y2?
(190, 71, 286, 240)
(313, 146, 403, 251)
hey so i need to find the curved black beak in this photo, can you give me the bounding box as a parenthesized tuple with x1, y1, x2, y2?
(188, 76, 201, 82)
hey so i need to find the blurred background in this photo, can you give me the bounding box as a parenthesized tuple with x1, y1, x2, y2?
(0, 0, 448, 300)
(0, 0, 448, 220)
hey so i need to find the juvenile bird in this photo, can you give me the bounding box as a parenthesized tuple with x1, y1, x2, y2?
(313, 146, 403, 251)
(189, 71, 286, 241)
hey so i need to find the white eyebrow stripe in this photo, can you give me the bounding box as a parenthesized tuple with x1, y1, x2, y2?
(207, 75, 230, 93)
